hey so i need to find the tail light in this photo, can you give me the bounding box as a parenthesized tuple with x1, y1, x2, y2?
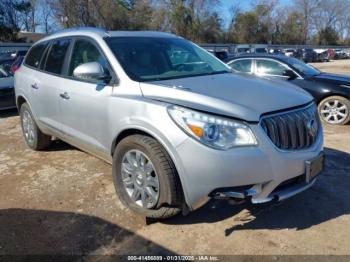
(11, 66, 18, 74)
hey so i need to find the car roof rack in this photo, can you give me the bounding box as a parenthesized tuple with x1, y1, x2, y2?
(54, 27, 108, 35)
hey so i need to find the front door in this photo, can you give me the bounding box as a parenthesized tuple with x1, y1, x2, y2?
(58, 38, 114, 158)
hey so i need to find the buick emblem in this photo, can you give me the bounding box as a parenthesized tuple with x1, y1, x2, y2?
(306, 118, 318, 137)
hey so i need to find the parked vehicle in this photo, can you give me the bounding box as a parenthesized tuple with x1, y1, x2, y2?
(0, 50, 27, 73)
(284, 48, 296, 57)
(344, 49, 350, 59)
(334, 49, 347, 60)
(211, 50, 229, 61)
(252, 44, 268, 54)
(295, 48, 318, 63)
(314, 49, 329, 62)
(227, 54, 350, 125)
(10, 56, 25, 74)
(269, 48, 284, 55)
(15, 28, 324, 218)
(0, 67, 15, 110)
(234, 44, 251, 55)
(327, 48, 335, 60)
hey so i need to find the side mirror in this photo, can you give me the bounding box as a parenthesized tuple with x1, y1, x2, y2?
(73, 62, 111, 83)
(283, 69, 297, 80)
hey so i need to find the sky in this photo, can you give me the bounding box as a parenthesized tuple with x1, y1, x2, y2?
(219, 0, 292, 28)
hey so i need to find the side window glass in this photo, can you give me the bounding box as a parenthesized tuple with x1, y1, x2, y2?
(25, 42, 48, 68)
(68, 39, 109, 79)
(229, 60, 252, 73)
(256, 60, 286, 76)
(44, 39, 71, 74)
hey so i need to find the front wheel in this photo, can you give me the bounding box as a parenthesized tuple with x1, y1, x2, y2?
(112, 135, 183, 219)
(318, 96, 350, 125)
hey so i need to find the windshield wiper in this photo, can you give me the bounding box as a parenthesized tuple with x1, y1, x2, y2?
(207, 70, 231, 75)
(142, 71, 231, 82)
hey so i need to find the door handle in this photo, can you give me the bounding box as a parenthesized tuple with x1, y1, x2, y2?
(31, 83, 39, 89)
(59, 92, 70, 100)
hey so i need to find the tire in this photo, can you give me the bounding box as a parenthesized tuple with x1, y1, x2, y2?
(318, 96, 350, 125)
(20, 103, 52, 150)
(112, 135, 183, 219)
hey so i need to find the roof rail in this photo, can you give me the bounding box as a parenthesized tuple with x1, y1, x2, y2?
(54, 26, 108, 35)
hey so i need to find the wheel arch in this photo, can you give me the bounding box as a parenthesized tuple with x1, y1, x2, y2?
(316, 93, 350, 105)
(110, 127, 188, 209)
(16, 95, 27, 110)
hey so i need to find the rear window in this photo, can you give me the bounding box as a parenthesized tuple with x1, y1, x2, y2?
(25, 42, 48, 68)
(44, 39, 71, 75)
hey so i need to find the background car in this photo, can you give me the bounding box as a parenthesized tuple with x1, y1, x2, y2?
(227, 54, 350, 125)
(0, 67, 15, 110)
(269, 48, 284, 55)
(0, 50, 27, 73)
(295, 48, 318, 63)
(10, 56, 24, 74)
(284, 48, 296, 57)
(334, 49, 347, 60)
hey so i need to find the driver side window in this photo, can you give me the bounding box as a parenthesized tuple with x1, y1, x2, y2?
(69, 39, 109, 81)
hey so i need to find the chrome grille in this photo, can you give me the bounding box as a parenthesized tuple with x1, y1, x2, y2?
(261, 103, 320, 150)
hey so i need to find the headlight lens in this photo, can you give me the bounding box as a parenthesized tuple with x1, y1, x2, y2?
(168, 105, 257, 150)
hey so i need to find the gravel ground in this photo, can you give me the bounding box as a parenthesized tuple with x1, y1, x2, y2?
(0, 60, 349, 257)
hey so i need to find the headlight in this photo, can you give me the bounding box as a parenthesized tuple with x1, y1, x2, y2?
(168, 105, 257, 150)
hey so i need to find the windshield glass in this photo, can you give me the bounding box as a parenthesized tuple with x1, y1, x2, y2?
(105, 37, 230, 82)
(286, 57, 320, 76)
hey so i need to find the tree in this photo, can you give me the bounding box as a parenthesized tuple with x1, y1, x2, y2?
(316, 26, 339, 45)
(278, 11, 305, 44)
(228, 1, 276, 44)
(0, 0, 35, 41)
(292, 0, 320, 44)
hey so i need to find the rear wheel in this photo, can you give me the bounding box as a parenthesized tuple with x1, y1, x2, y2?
(318, 96, 350, 125)
(20, 103, 52, 150)
(112, 135, 183, 219)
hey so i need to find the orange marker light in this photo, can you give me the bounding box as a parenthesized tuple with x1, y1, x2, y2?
(188, 124, 204, 137)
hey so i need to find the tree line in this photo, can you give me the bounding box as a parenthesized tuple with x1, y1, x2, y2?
(1, 0, 350, 45)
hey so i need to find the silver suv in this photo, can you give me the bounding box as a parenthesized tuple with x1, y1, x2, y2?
(15, 28, 324, 218)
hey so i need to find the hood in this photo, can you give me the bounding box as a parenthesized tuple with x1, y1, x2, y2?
(313, 72, 350, 86)
(139, 73, 312, 122)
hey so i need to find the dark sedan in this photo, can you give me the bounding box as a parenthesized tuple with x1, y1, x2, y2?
(0, 67, 15, 110)
(227, 54, 350, 125)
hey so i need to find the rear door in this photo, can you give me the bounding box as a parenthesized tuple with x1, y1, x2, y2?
(227, 59, 253, 74)
(58, 37, 115, 157)
(31, 38, 71, 131)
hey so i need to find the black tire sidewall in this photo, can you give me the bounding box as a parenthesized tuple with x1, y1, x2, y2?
(112, 136, 175, 217)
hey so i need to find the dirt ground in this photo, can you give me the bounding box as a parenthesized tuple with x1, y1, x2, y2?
(0, 60, 350, 257)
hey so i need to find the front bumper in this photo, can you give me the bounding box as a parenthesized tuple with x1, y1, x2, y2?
(173, 124, 323, 210)
(0, 87, 16, 110)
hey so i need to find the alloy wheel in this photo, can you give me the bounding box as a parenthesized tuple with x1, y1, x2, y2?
(121, 150, 160, 209)
(320, 99, 349, 124)
(22, 110, 35, 144)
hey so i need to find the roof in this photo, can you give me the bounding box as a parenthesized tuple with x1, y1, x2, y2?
(227, 54, 290, 62)
(37, 27, 178, 44)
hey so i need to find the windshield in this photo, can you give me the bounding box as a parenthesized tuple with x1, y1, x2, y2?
(285, 57, 320, 77)
(105, 37, 230, 82)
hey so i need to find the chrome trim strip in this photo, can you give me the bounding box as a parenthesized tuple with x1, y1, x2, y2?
(259, 102, 321, 151)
